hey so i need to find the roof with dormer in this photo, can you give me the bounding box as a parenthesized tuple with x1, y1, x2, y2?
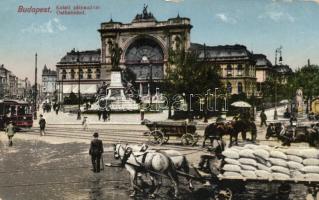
(57, 49, 101, 64)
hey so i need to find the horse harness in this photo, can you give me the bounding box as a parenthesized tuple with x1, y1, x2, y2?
(118, 144, 150, 172)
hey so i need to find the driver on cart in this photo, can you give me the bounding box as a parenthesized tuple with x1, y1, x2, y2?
(198, 139, 225, 175)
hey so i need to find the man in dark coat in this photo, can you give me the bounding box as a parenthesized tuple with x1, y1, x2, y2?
(39, 114, 46, 136)
(89, 132, 104, 173)
(102, 109, 108, 122)
(260, 109, 267, 127)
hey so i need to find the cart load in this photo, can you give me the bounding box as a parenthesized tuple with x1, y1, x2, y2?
(220, 144, 319, 181)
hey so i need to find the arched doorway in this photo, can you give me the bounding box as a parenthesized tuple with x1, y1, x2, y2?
(124, 37, 164, 96)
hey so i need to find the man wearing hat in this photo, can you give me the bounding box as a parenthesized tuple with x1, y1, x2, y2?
(39, 114, 46, 136)
(6, 121, 15, 147)
(89, 132, 104, 173)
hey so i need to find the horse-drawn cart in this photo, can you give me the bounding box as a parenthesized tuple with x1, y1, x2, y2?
(143, 121, 199, 145)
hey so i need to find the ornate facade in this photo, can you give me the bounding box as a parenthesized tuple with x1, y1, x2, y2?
(56, 49, 101, 99)
(98, 7, 192, 96)
(192, 43, 257, 96)
(42, 65, 57, 97)
(56, 6, 280, 98)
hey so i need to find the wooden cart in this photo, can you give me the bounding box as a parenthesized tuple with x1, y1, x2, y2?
(143, 121, 199, 145)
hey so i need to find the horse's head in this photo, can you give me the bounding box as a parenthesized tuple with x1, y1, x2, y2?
(113, 143, 121, 159)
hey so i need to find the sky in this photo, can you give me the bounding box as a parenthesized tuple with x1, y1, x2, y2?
(0, 0, 319, 83)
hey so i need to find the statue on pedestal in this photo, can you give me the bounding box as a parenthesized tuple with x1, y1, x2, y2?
(108, 40, 123, 71)
(295, 88, 303, 113)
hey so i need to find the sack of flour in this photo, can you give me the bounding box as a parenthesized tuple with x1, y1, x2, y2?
(254, 149, 270, 160)
(287, 155, 303, 163)
(255, 170, 272, 178)
(241, 164, 257, 171)
(287, 161, 304, 170)
(239, 149, 255, 159)
(239, 158, 257, 166)
(285, 149, 304, 157)
(224, 158, 240, 166)
(291, 170, 304, 179)
(272, 172, 290, 180)
(301, 149, 319, 159)
(258, 145, 271, 151)
(223, 171, 242, 178)
(222, 149, 240, 159)
(303, 158, 319, 166)
(301, 166, 319, 173)
(223, 164, 241, 172)
(304, 173, 319, 180)
(270, 150, 287, 160)
(241, 170, 257, 178)
(271, 166, 290, 175)
(255, 156, 268, 165)
(257, 163, 272, 173)
(269, 158, 287, 167)
(244, 144, 258, 149)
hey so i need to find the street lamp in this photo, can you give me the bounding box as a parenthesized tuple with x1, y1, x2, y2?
(77, 51, 81, 120)
(214, 88, 219, 111)
(274, 76, 278, 120)
(204, 89, 211, 123)
(34, 53, 37, 120)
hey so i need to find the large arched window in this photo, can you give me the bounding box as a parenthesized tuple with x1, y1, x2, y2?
(237, 64, 243, 76)
(238, 82, 243, 93)
(227, 82, 232, 93)
(227, 64, 232, 76)
(70, 69, 75, 79)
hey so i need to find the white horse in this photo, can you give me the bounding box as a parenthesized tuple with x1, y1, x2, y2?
(128, 143, 194, 190)
(113, 143, 180, 198)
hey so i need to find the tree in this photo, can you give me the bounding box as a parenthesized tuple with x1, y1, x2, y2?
(165, 41, 222, 120)
(287, 64, 319, 112)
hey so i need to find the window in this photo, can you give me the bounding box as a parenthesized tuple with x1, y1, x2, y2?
(227, 82, 232, 93)
(96, 69, 100, 79)
(238, 82, 243, 93)
(71, 69, 75, 79)
(87, 69, 92, 79)
(62, 69, 66, 79)
(237, 64, 243, 76)
(79, 69, 83, 79)
(227, 64, 232, 76)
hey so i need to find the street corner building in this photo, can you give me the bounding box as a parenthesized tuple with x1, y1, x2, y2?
(56, 6, 292, 100)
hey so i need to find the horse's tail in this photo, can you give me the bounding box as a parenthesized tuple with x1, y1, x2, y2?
(181, 156, 190, 178)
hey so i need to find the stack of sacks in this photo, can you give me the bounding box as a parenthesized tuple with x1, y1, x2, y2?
(221, 144, 319, 180)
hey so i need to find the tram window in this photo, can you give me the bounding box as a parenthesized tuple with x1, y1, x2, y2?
(18, 106, 30, 115)
(11, 106, 16, 115)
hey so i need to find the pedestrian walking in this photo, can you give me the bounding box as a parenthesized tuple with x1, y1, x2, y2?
(82, 117, 88, 131)
(55, 103, 60, 115)
(5, 121, 15, 147)
(98, 110, 101, 121)
(39, 114, 46, 136)
(102, 109, 108, 122)
(89, 132, 104, 173)
(260, 109, 267, 127)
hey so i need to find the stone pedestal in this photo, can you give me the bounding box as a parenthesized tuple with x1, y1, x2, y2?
(105, 71, 139, 111)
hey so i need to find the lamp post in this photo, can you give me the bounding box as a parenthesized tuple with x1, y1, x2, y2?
(204, 89, 211, 123)
(274, 76, 278, 120)
(214, 88, 219, 111)
(77, 51, 81, 120)
(149, 64, 153, 105)
(34, 53, 37, 120)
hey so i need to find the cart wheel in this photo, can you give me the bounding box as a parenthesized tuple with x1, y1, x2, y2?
(214, 188, 232, 200)
(181, 133, 193, 146)
(150, 130, 165, 145)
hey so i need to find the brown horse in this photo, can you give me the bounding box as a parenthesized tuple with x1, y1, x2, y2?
(203, 120, 257, 147)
